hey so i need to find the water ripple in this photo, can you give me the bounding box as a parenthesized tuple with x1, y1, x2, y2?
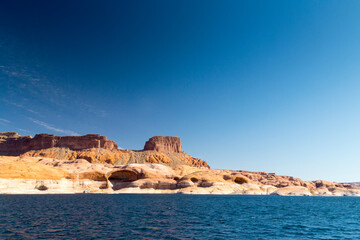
(1, 195, 360, 239)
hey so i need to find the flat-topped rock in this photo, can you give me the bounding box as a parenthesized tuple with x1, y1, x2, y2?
(0, 132, 118, 155)
(144, 136, 183, 153)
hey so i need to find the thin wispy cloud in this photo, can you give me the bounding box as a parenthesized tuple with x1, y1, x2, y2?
(2, 99, 39, 115)
(1, 64, 108, 118)
(15, 128, 31, 134)
(0, 117, 32, 134)
(29, 118, 80, 136)
(0, 118, 10, 124)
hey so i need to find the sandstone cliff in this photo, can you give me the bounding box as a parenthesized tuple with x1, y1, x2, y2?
(144, 136, 182, 153)
(1, 132, 355, 196)
(0, 156, 357, 196)
(0, 156, 68, 180)
(0, 132, 118, 155)
(21, 147, 209, 168)
(0, 132, 209, 168)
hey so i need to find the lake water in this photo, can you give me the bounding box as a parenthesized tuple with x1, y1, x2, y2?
(1, 194, 360, 239)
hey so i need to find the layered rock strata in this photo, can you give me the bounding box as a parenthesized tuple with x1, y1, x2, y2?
(144, 136, 183, 153)
(0, 132, 209, 168)
(21, 148, 210, 168)
(0, 132, 118, 155)
(0, 156, 357, 196)
(0, 132, 356, 196)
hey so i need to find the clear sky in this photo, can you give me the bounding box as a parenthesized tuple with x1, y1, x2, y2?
(1, 1, 360, 182)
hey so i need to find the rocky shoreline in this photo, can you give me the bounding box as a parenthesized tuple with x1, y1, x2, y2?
(0, 132, 358, 196)
(1, 156, 359, 196)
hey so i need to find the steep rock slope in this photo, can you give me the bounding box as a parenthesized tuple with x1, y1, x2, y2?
(0, 156, 68, 180)
(0, 132, 117, 155)
(0, 132, 209, 168)
(144, 136, 182, 153)
(21, 148, 209, 168)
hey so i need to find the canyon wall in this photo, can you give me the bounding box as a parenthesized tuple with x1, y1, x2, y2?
(0, 132, 118, 155)
(0, 132, 209, 168)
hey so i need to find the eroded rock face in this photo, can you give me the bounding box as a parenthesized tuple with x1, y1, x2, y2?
(21, 147, 210, 167)
(1, 156, 359, 195)
(238, 170, 316, 189)
(0, 132, 118, 155)
(0, 132, 210, 168)
(313, 180, 344, 188)
(144, 136, 183, 153)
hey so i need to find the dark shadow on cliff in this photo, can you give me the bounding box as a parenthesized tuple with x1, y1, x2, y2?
(107, 170, 139, 190)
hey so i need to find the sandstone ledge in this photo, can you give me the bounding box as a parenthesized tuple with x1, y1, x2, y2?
(0, 156, 357, 196)
(1, 179, 359, 196)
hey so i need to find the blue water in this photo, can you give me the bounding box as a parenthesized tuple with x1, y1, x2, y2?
(1, 194, 360, 239)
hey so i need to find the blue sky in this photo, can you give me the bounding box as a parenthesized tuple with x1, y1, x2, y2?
(1, 1, 360, 182)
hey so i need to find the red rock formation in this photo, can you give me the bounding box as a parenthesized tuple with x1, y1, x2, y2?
(0, 132, 118, 155)
(1, 132, 210, 168)
(144, 136, 183, 153)
(237, 170, 316, 189)
(313, 180, 344, 188)
(22, 148, 129, 164)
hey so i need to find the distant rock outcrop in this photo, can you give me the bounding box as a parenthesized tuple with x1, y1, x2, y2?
(0, 132, 118, 155)
(144, 136, 183, 153)
(0, 132, 209, 168)
(21, 147, 210, 168)
(237, 170, 315, 189)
